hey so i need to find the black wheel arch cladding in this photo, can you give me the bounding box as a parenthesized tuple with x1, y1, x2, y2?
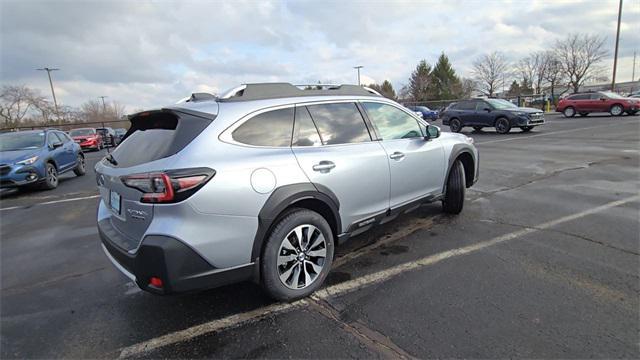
(447, 144, 476, 188)
(251, 183, 341, 261)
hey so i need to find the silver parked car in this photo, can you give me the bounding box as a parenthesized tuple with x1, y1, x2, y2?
(96, 83, 479, 300)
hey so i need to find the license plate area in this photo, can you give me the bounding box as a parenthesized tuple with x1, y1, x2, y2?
(110, 190, 121, 214)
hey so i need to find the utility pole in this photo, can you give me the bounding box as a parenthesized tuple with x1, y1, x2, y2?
(353, 65, 363, 86)
(98, 96, 108, 112)
(632, 51, 637, 82)
(611, 0, 623, 91)
(36, 67, 60, 117)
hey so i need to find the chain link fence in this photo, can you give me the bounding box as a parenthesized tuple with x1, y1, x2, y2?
(0, 119, 130, 133)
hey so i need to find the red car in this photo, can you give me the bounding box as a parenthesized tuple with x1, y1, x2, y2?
(557, 91, 640, 118)
(68, 128, 103, 151)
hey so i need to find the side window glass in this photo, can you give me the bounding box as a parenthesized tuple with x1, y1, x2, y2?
(475, 102, 488, 111)
(56, 132, 69, 143)
(306, 103, 371, 145)
(47, 133, 59, 147)
(458, 101, 476, 110)
(232, 108, 294, 147)
(591, 93, 602, 100)
(362, 102, 423, 140)
(293, 107, 322, 147)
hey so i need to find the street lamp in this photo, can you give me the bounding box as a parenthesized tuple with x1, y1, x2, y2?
(36, 67, 60, 116)
(353, 65, 364, 86)
(99, 96, 108, 112)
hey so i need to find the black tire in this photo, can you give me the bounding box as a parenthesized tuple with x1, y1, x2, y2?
(41, 162, 58, 190)
(579, 112, 588, 117)
(563, 107, 576, 118)
(442, 160, 465, 214)
(449, 118, 462, 133)
(472, 126, 483, 132)
(494, 117, 511, 134)
(610, 104, 624, 116)
(73, 155, 86, 176)
(520, 126, 533, 132)
(261, 208, 334, 301)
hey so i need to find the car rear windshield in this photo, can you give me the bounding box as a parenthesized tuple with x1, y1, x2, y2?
(69, 129, 94, 136)
(107, 110, 213, 168)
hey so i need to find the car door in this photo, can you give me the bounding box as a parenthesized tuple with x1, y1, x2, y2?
(46, 132, 66, 169)
(571, 94, 590, 112)
(361, 101, 446, 208)
(457, 100, 477, 125)
(292, 102, 390, 232)
(590, 93, 608, 112)
(54, 132, 76, 170)
(474, 100, 494, 125)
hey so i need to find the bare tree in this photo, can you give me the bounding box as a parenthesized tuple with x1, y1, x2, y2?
(516, 55, 537, 93)
(543, 52, 566, 103)
(472, 51, 509, 96)
(554, 33, 607, 93)
(0, 85, 37, 126)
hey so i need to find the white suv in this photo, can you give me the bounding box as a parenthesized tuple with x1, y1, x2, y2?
(96, 83, 479, 300)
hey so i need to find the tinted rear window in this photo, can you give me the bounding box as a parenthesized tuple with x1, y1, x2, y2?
(306, 103, 371, 145)
(569, 94, 589, 100)
(109, 111, 212, 168)
(457, 101, 476, 110)
(232, 108, 294, 147)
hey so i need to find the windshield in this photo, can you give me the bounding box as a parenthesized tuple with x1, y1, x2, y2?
(486, 98, 518, 109)
(600, 91, 626, 99)
(69, 129, 94, 136)
(0, 132, 46, 151)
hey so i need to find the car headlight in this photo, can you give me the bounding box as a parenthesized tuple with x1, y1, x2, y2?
(16, 156, 38, 165)
(515, 112, 528, 117)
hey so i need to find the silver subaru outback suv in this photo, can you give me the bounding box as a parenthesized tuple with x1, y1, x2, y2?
(96, 83, 478, 300)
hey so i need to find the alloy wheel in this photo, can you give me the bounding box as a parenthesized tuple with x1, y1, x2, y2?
(48, 165, 58, 186)
(277, 224, 327, 290)
(611, 105, 623, 116)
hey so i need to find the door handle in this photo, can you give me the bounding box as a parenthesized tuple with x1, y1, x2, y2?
(312, 161, 336, 172)
(389, 152, 405, 160)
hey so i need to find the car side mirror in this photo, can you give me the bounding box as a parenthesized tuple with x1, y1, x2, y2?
(600, 97, 606, 101)
(51, 141, 63, 149)
(425, 125, 441, 140)
(484, 107, 492, 112)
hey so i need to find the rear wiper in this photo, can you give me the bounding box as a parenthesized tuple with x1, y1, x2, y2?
(105, 154, 118, 166)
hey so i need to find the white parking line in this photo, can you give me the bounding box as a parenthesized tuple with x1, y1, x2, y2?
(475, 120, 638, 145)
(118, 194, 640, 358)
(0, 194, 100, 212)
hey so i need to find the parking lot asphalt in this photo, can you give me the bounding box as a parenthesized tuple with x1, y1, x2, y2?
(1, 113, 639, 358)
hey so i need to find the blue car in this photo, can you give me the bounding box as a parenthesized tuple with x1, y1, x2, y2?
(0, 129, 86, 190)
(405, 105, 439, 120)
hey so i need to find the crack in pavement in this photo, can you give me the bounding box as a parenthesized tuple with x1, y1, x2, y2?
(480, 218, 640, 257)
(1, 267, 107, 296)
(307, 298, 415, 359)
(469, 155, 637, 199)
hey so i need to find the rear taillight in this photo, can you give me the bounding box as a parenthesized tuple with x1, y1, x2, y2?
(121, 168, 215, 203)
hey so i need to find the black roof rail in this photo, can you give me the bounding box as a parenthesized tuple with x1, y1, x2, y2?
(218, 82, 382, 102)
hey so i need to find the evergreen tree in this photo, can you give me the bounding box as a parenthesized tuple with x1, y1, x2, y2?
(380, 80, 396, 100)
(507, 80, 521, 96)
(408, 60, 434, 101)
(432, 52, 462, 100)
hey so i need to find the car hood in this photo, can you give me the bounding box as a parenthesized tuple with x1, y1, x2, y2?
(0, 149, 41, 165)
(504, 107, 543, 114)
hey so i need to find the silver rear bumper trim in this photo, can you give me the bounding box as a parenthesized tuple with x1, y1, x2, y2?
(101, 243, 136, 282)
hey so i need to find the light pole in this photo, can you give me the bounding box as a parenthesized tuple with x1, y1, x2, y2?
(611, 0, 623, 91)
(99, 96, 108, 112)
(36, 67, 60, 116)
(353, 65, 363, 86)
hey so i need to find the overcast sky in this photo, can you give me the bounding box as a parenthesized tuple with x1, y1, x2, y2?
(1, 0, 638, 111)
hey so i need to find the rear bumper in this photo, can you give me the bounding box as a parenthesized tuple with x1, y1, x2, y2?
(98, 219, 254, 294)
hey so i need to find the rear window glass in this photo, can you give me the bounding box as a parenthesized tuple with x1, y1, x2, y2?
(306, 103, 371, 145)
(232, 108, 294, 147)
(109, 111, 212, 168)
(569, 94, 589, 100)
